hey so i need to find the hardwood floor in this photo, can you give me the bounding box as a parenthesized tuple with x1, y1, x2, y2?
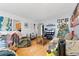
(16, 39, 50, 56)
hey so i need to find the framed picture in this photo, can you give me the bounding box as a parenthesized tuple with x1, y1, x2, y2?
(24, 23, 28, 28)
(57, 23, 61, 28)
(61, 19, 64, 23)
(65, 18, 69, 22)
(57, 19, 61, 23)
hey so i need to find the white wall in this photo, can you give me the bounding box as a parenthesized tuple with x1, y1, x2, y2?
(0, 11, 35, 36)
(0, 10, 72, 37)
(36, 15, 71, 37)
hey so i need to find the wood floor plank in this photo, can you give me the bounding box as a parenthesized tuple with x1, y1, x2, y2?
(16, 39, 50, 56)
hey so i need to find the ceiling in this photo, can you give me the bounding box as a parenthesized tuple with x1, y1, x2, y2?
(0, 3, 77, 20)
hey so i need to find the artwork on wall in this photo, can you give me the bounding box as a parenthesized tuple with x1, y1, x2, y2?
(16, 22, 21, 31)
(0, 16, 12, 31)
(57, 18, 69, 28)
(24, 23, 28, 28)
(12, 20, 22, 31)
(57, 18, 69, 38)
(6, 17, 12, 31)
(65, 18, 69, 22)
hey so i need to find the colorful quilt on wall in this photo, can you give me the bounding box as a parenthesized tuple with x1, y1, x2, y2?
(0, 16, 12, 31)
(0, 16, 4, 31)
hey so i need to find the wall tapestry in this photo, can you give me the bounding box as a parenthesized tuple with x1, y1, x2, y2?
(57, 18, 69, 28)
(16, 22, 21, 30)
(0, 16, 12, 31)
(0, 16, 4, 31)
(57, 18, 69, 38)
